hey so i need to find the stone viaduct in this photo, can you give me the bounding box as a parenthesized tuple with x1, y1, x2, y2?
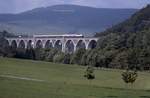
(5, 34, 99, 53)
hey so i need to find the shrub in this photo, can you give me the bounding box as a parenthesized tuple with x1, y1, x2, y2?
(122, 69, 138, 84)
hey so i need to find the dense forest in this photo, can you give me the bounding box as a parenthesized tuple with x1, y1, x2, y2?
(94, 4, 150, 70)
(0, 5, 150, 70)
(0, 31, 15, 57)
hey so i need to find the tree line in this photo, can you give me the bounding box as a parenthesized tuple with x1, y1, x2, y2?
(0, 30, 150, 71)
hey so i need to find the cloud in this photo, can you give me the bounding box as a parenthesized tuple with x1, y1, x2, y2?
(0, 0, 149, 13)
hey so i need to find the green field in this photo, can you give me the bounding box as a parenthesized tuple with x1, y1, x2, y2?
(0, 57, 150, 98)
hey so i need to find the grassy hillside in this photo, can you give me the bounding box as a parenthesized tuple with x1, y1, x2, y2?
(0, 58, 150, 98)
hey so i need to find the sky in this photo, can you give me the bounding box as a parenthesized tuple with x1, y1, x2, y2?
(0, 0, 150, 13)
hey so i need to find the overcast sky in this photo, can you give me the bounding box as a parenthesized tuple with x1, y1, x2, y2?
(0, 0, 150, 13)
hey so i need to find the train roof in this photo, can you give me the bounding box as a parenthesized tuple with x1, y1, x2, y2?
(33, 34, 84, 37)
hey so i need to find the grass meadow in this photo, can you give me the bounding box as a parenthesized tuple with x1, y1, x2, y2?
(0, 57, 150, 98)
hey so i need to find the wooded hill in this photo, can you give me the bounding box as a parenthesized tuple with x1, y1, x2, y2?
(93, 5, 150, 70)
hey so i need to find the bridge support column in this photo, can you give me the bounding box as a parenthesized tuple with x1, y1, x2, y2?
(85, 40, 90, 50)
(33, 41, 35, 49)
(62, 41, 66, 52)
(62, 38, 66, 53)
(86, 44, 89, 50)
(16, 41, 20, 48)
(74, 44, 77, 52)
(25, 41, 28, 49)
(73, 39, 79, 52)
(62, 43, 66, 52)
(33, 40, 37, 48)
(42, 40, 46, 48)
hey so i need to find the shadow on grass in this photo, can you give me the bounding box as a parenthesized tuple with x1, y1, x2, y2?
(106, 96, 118, 98)
(139, 96, 150, 98)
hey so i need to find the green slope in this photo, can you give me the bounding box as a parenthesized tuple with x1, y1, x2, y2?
(0, 58, 150, 98)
